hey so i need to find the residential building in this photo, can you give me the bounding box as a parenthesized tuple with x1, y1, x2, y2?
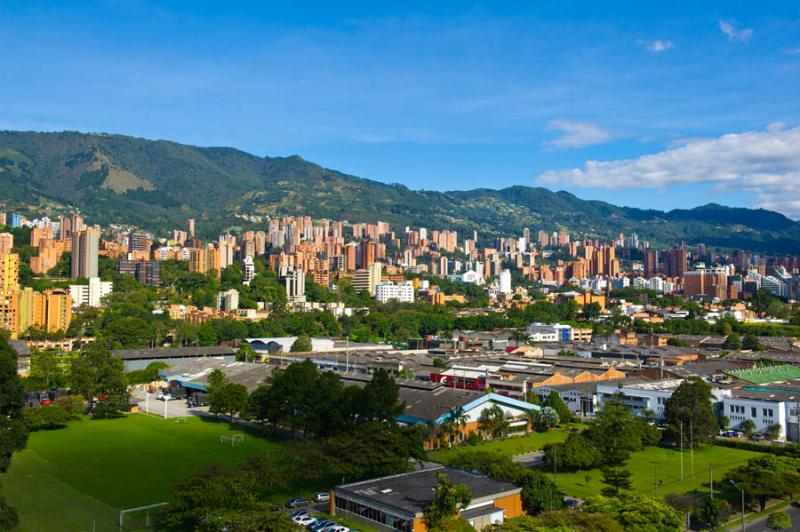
(376, 281, 415, 303)
(69, 277, 113, 308)
(216, 289, 240, 312)
(71, 228, 100, 279)
(118, 259, 161, 286)
(352, 262, 382, 296)
(242, 256, 255, 285)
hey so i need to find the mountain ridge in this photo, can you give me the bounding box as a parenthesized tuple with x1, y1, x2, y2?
(0, 130, 798, 254)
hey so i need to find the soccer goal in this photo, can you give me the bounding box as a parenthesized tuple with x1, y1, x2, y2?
(219, 434, 244, 447)
(119, 502, 167, 530)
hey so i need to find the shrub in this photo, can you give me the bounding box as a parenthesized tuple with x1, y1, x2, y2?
(23, 405, 71, 431)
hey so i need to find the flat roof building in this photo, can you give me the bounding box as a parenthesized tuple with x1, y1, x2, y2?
(331, 466, 523, 531)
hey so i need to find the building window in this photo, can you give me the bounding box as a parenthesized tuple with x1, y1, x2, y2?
(751, 407, 757, 418)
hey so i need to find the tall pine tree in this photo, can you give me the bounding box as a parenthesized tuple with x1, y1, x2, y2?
(0, 336, 29, 529)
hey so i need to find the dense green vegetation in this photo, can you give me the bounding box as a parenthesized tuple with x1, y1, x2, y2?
(2, 131, 800, 252)
(0, 337, 28, 529)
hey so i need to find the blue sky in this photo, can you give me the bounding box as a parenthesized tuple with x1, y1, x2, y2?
(2, 1, 800, 217)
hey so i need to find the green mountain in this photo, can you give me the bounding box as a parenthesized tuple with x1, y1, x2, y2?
(1, 130, 798, 254)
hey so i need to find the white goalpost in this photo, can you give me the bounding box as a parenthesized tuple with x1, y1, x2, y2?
(219, 434, 244, 447)
(118, 502, 167, 529)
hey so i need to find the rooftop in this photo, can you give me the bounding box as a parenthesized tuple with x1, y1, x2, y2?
(335, 466, 520, 517)
(727, 365, 800, 385)
(112, 345, 234, 360)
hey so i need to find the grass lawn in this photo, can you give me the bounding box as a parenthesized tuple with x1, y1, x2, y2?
(3, 413, 283, 531)
(553, 444, 763, 500)
(428, 430, 569, 464)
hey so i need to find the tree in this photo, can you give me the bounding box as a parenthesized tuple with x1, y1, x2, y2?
(424, 472, 472, 529)
(740, 419, 756, 438)
(693, 497, 731, 530)
(478, 405, 510, 440)
(722, 333, 742, 350)
(544, 391, 573, 423)
(742, 334, 765, 351)
(724, 455, 800, 511)
(0, 337, 29, 529)
(586, 398, 647, 466)
(663, 377, 717, 446)
(765, 423, 782, 440)
(582, 495, 683, 532)
(527, 407, 558, 433)
(235, 343, 258, 362)
(69, 347, 126, 401)
(543, 433, 601, 472)
(600, 467, 633, 497)
(290, 334, 313, 352)
(767, 511, 792, 531)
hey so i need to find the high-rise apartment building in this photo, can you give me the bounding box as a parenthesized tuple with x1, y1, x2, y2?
(0, 233, 13, 254)
(71, 228, 100, 279)
(0, 253, 19, 335)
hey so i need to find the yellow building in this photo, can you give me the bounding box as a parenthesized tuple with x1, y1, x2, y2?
(33, 289, 72, 333)
(0, 253, 19, 336)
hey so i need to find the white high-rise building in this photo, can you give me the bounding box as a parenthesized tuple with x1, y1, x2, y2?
(499, 270, 512, 294)
(69, 277, 113, 308)
(376, 281, 415, 303)
(242, 256, 255, 286)
(217, 289, 240, 312)
(283, 268, 306, 303)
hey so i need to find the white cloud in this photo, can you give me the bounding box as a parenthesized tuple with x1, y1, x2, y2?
(719, 19, 753, 42)
(643, 40, 675, 53)
(547, 119, 611, 149)
(537, 125, 800, 219)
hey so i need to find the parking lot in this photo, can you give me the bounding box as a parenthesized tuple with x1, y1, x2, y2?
(132, 389, 209, 419)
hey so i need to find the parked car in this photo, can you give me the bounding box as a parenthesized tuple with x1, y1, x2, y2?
(286, 498, 311, 508)
(564, 497, 581, 509)
(310, 520, 336, 531)
(293, 516, 317, 527)
(156, 390, 172, 401)
(289, 509, 309, 520)
(719, 430, 742, 439)
(751, 433, 766, 441)
(313, 492, 330, 503)
(320, 526, 349, 532)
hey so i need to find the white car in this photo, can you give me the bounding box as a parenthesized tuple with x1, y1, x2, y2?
(293, 516, 317, 527)
(320, 526, 349, 532)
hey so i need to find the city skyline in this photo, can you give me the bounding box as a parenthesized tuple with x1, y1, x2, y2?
(2, 1, 799, 217)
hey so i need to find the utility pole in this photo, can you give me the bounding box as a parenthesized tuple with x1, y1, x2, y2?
(690, 419, 694, 476)
(553, 446, 558, 485)
(709, 462, 714, 499)
(680, 420, 685, 481)
(730, 480, 745, 532)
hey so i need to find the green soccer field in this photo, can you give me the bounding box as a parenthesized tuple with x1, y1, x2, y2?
(2, 414, 283, 531)
(551, 444, 763, 500)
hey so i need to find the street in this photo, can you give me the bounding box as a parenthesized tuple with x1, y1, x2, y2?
(726, 503, 800, 531)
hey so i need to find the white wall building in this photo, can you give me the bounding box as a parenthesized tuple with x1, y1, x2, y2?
(722, 389, 798, 441)
(376, 281, 415, 303)
(526, 322, 573, 343)
(242, 256, 255, 286)
(216, 289, 240, 312)
(69, 277, 113, 308)
(596, 379, 732, 420)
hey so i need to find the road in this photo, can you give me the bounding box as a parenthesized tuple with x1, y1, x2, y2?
(726, 503, 800, 531)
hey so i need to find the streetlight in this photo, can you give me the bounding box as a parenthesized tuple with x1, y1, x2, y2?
(729, 479, 745, 532)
